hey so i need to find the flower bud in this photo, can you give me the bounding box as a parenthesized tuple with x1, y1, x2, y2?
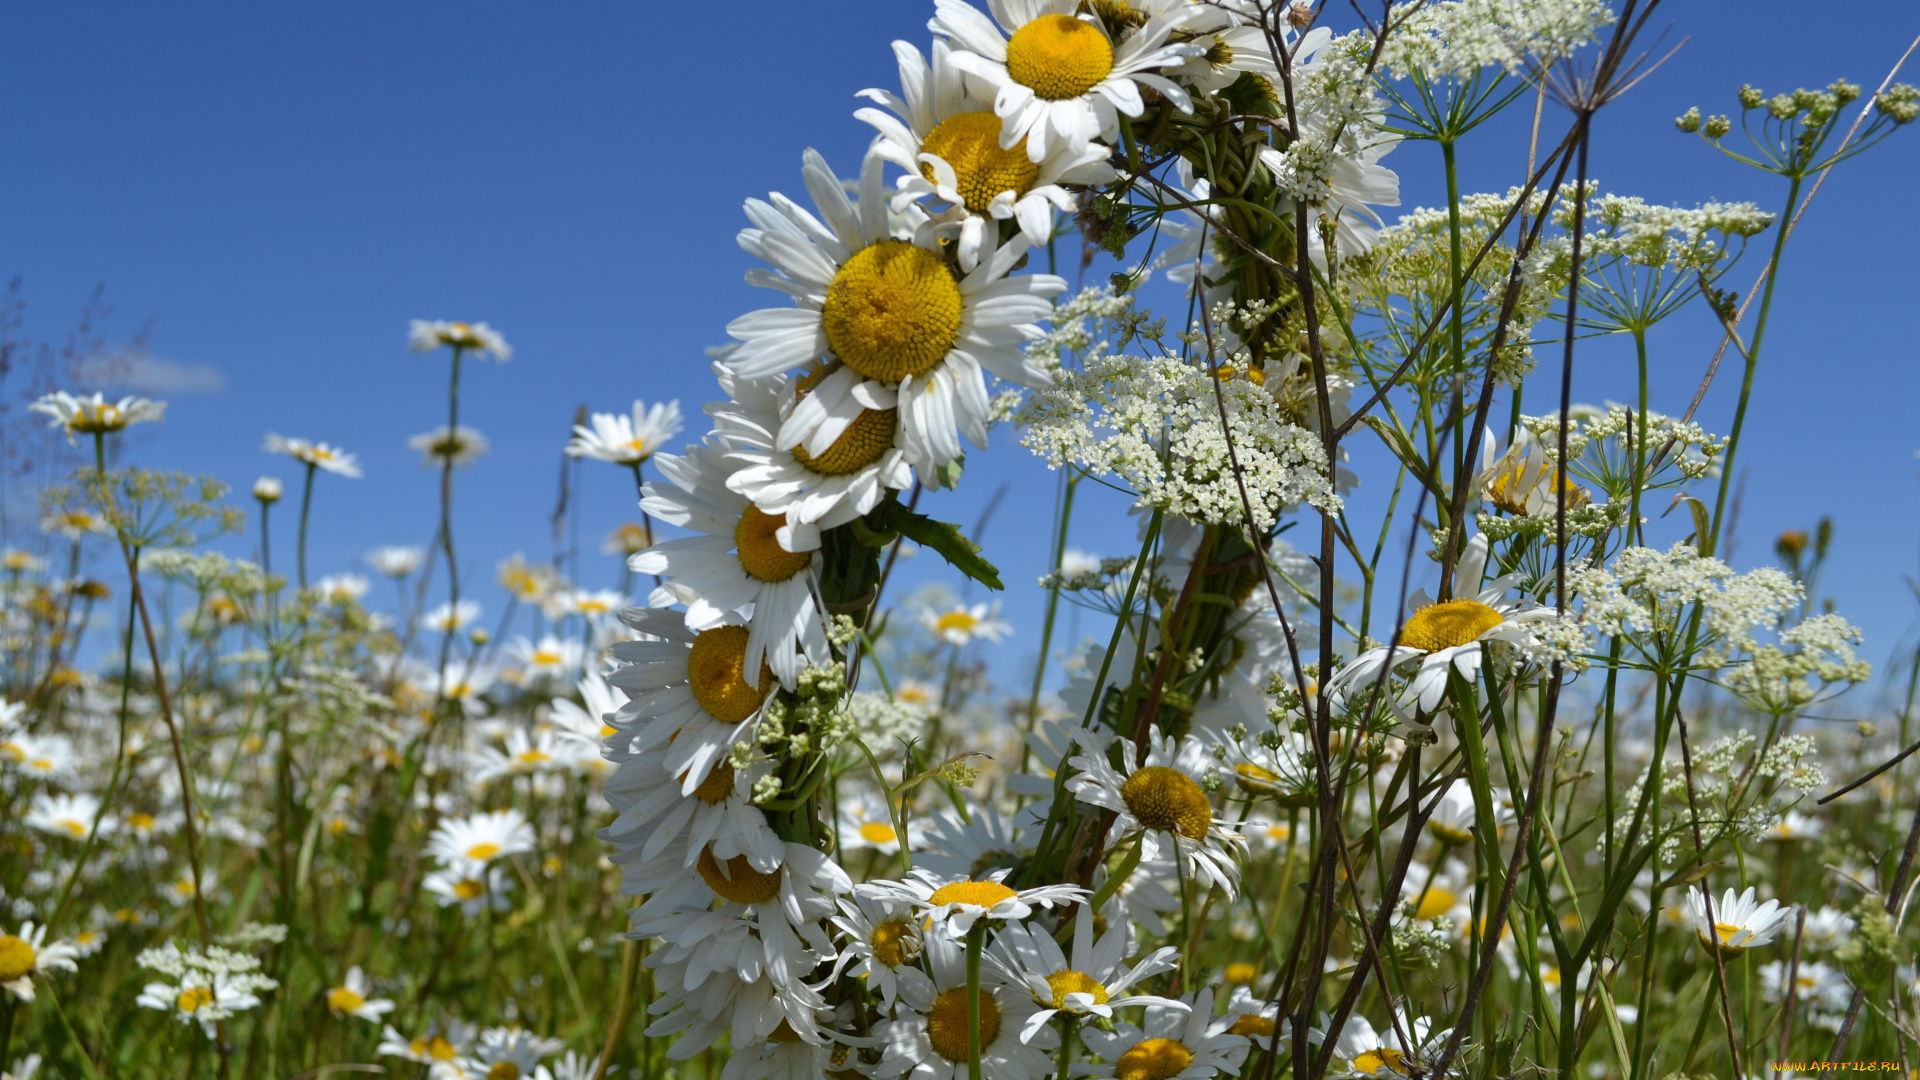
(1737, 84, 1764, 109)
(1703, 114, 1732, 139)
(253, 476, 283, 503)
(1675, 106, 1701, 133)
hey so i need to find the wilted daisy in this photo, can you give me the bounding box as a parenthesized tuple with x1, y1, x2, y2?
(366, 545, 425, 578)
(1067, 728, 1245, 895)
(722, 145, 1063, 474)
(1080, 988, 1247, 1080)
(879, 930, 1056, 1080)
(566, 398, 684, 466)
(408, 319, 512, 360)
(24, 791, 101, 840)
(991, 904, 1182, 1041)
(264, 433, 363, 478)
(1325, 533, 1561, 717)
(861, 867, 1083, 939)
(633, 441, 828, 686)
(424, 862, 514, 917)
(931, 0, 1205, 162)
(1686, 886, 1789, 952)
(857, 38, 1113, 269)
(326, 966, 396, 1023)
(0, 922, 81, 1002)
(919, 601, 1011, 646)
(28, 390, 166, 442)
(427, 808, 536, 865)
(407, 425, 489, 467)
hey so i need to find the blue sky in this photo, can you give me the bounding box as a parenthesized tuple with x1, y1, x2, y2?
(3, 1, 1917, 693)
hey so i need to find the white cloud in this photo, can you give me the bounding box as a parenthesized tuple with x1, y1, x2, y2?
(78, 349, 226, 395)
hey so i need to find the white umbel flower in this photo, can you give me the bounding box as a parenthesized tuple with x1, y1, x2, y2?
(931, 0, 1206, 162)
(566, 398, 684, 465)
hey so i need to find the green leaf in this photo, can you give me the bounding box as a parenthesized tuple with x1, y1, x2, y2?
(876, 504, 1004, 590)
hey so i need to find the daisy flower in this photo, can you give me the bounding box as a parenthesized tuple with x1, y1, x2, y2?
(41, 506, 108, 538)
(28, 390, 166, 442)
(990, 905, 1182, 1041)
(860, 867, 1084, 939)
(497, 554, 559, 605)
(722, 145, 1063, 475)
(135, 970, 275, 1037)
(557, 588, 625, 624)
(326, 966, 396, 1023)
(1324, 533, 1560, 718)
(468, 726, 566, 784)
(603, 522, 654, 556)
(1686, 886, 1789, 952)
(1800, 906, 1854, 952)
(931, 0, 1206, 162)
(1318, 1012, 1449, 1079)
(427, 808, 535, 865)
(424, 862, 514, 917)
(712, 363, 913, 530)
(314, 573, 371, 604)
(264, 433, 363, 478)
(857, 38, 1113, 269)
(407, 425, 489, 467)
(644, 957, 828, 1063)
(1067, 728, 1246, 896)
(3, 732, 80, 780)
(633, 441, 828, 686)
(1222, 985, 1285, 1046)
(1081, 988, 1248, 1080)
(1425, 778, 1514, 845)
(25, 791, 102, 840)
(408, 319, 512, 360)
(547, 670, 626, 752)
(919, 601, 1011, 646)
(830, 893, 933, 1009)
(836, 788, 907, 856)
(468, 1027, 565, 1080)
(427, 663, 496, 718)
(566, 398, 684, 466)
(423, 599, 482, 633)
(377, 1020, 478, 1068)
(1401, 858, 1474, 927)
(1764, 810, 1822, 841)
(366, 546, 425, 578)
(599, 738, 782, 873)
(604, 609, 780, 799)
(877, 930, 1056, 1080)
(621, 838, 850, 991)
(506, 635, 585, 683)
(917, 801, 1029, 881)
(0, 922, 81, 1002)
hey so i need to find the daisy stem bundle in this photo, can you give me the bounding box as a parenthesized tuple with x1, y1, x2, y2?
(295, 460, 316, 590)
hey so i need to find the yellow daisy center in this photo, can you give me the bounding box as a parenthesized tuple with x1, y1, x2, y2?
(1352, 1047, 1410, 1075)
(1120, 766, 1213, 840)
(1429, 821, 1474, 845)
(928, 879, 1018, 909)
(466, 842, 501, 860)
(927, 986, 1000, 1063)
(327, 986, 366, 1012)
(821, 240, 962, 384)
(935, 610, 979, 634)
(1005, 14, 1115, 100)
(1229, 1013, 1276, 1038)
(126, 812, 154, 830)
(1400, 600, 1503, 652)
(789, 406, 897, 476)
(0, 935, 35, 981)
(1045, 969, 1109, 1010)
(1116, 1037, 1195, 1080)
(1713, 922, 1745, 946)
(515, 749, 550, 766)
(697, 848, 782, 906)
(1411, 887, 1456, 922)
(487, 1064, 521, 1080)
(829, 1043, 861, 1079)
(859, 821, 899, 845)
(870, 919, 916, 968)
(735, 506, 812, 582)
(920, 111, 1042, 212)
(1223, 962, 1257, 985)
(687, 626, 774, 723)
(1233, 761, 1280, 792)
(422, 1035, 458, 1060)
(177, 986, 215, 1014)
(453, 878, 487, 900)
(684, 760, 736, 805)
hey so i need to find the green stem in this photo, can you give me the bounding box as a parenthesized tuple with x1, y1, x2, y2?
(295, 461, 317, 591)
(966, 920, 986, 1080)
(1021, 472, 1076, 775)
(1708, 175, 1802, 550)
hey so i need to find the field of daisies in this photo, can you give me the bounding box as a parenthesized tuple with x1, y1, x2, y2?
(6, 1, 1920, 1079)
